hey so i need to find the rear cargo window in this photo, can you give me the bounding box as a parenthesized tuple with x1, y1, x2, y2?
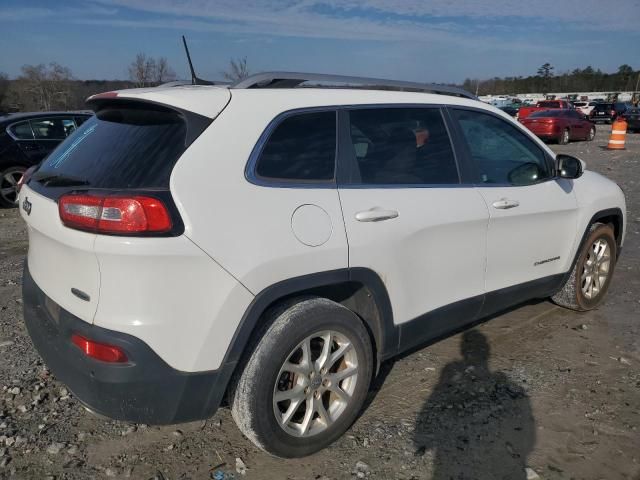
(37, 104, 187, 189)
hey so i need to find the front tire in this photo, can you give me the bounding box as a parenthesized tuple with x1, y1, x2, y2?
(230, 297, 373, 458)
(552, 223, 616, 311)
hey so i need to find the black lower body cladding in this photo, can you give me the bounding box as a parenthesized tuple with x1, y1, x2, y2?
(21, 262, 233, 425)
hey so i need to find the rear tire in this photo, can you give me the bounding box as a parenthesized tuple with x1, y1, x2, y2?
(552, 223, 616, 311)
(0, 166, 26, 208)
(587, 126, 596, 141)
(230, 297, 373, 458)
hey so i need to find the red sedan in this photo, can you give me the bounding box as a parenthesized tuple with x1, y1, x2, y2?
(520, 109, 596, 144)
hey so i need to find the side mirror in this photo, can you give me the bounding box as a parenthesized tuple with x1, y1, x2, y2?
(556, 154, 583, 179)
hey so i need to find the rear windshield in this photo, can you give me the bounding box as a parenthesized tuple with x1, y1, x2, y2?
(594, 103, 613, 110)
(529, 110, 562, 118)
(537, 101, 560, 108)
(37, 104, 187, 189)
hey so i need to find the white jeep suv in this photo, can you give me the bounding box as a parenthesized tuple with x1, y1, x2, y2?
(19, 73, 626, 458)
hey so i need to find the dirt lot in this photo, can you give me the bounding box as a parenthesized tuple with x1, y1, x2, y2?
(1, 130, 639, 480)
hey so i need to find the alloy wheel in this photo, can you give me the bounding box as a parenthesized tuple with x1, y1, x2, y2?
(581, 238, 611, 299)
(273, 330, 358, 437)
(0, 168, 25, 206)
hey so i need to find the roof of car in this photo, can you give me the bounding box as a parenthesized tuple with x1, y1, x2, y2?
(92, 83, 493, 119)
(0, 111, 93, 125)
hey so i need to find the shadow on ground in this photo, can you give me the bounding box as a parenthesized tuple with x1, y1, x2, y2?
(412, 330, 536, 479)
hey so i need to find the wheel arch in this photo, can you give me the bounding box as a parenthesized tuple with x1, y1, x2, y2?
(220, 268, 397, 395)
(562, 207, 624, 289)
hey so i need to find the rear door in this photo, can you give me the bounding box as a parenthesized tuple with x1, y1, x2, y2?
(449, 108, 578, 304)
(8, 120, 45, 164)
(337, 106, 489, 345)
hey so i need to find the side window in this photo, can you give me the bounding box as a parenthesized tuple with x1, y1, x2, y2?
(30, 118, 72, 140)
(347, 107, 459, 185)
(9, 121, 34, 140)
(451, 109, 551, 186)
(255, 111, 336, 182)
(62, 118, 76, 136)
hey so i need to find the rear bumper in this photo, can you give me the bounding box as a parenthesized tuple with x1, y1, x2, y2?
(22, 262, 234, 424)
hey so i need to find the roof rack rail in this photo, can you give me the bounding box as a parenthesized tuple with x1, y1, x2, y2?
(232, 71, 476, 100)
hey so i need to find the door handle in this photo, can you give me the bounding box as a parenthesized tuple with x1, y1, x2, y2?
(492, 198, 520, 210)
(355, 208, 399, 222)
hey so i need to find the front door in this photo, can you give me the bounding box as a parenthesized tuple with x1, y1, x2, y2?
(449, 108, 579, 297)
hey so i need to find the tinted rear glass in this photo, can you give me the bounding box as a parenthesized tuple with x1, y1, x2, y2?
(529, 110, 562, 118)
(37, 105, 186, 189)
(594, 104, 613, 110)
(255, 111, 336, 182)
(537, 101, 559, 108)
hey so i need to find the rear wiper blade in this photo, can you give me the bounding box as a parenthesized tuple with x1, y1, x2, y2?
(33, 173, 90, 187)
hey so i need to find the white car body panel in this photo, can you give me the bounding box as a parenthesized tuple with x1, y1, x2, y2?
(19, 185, 100, 322)
(476, 180, 579, 292)
(338, 187, 489, 325)
(571, 170, 627, 250)
(92, 234, 254, 371)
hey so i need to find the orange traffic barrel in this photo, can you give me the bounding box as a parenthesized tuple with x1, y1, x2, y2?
(607, 118, 627, 150)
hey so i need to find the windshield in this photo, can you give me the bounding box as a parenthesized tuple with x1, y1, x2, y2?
(37, 104, 187, 189)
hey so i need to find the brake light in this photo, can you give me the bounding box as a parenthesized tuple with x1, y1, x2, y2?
(59, 194, 172, 234)
(71, 334, 128, 363)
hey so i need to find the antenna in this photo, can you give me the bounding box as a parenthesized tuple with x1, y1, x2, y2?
(181, 36, 215, 86)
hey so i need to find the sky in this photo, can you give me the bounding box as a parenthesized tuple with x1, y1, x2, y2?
(0, 0, 639, 84)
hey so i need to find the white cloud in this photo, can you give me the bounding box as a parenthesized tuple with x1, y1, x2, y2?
(92, 0, 640, 32)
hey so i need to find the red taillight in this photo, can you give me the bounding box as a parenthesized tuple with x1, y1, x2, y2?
(59, 194, 172, 234)
(611, 110, 616, 116)
(71, 334, 128, 363)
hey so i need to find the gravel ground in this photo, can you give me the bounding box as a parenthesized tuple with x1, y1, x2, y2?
(1, 129, 639, 480)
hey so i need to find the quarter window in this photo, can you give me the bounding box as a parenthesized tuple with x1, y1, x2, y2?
(347, 107, 458, 185)
(9, 121, 34, 140)
(452, 109, 551, 186)
(255, 111, 336, 182)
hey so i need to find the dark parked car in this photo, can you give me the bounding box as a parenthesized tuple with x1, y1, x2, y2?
(0, 112, 92, 207)
(622, 106, 640, 132)
(498, 105, 519, 117)
(520, 109, 595, 144)
(590, 102, 630, 124)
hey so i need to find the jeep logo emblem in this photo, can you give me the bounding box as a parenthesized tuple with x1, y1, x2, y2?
(22, 197, 32, 216)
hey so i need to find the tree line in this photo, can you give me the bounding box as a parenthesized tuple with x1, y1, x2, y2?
(463, 64, 640, 96)
(0, 54, 251, 113)
(2, 57, 638, 113)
